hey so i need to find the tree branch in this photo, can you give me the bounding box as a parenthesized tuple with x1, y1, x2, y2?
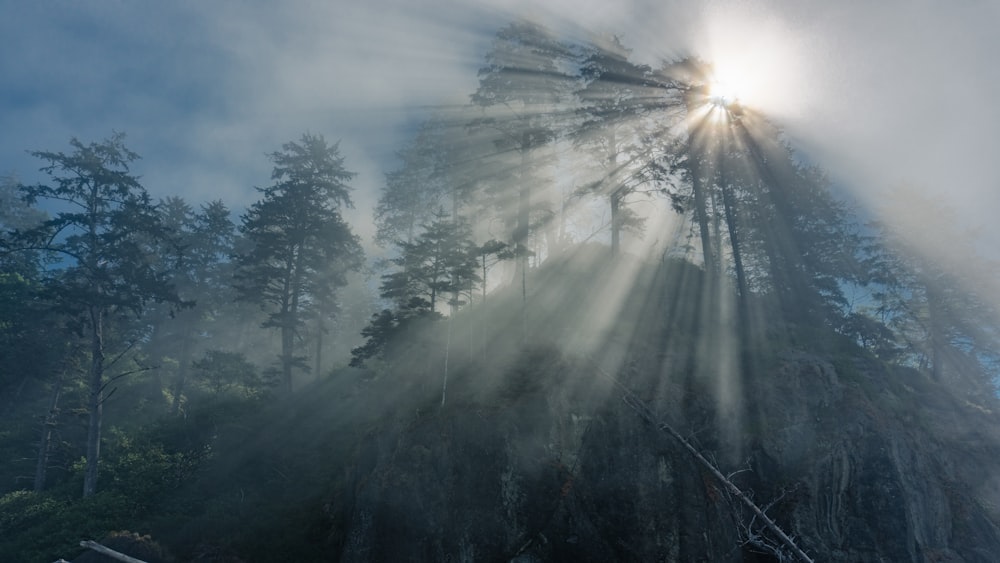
(78, 540, 148, 563)
(98, 365, 155, 396)
(585, 356, 814, 563)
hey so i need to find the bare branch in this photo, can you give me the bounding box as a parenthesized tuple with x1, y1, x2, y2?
(586, 356, 815, 563)
(104, 340, 141, 371)
(78, 540, 148, 563)
(98, 365, 155, 395)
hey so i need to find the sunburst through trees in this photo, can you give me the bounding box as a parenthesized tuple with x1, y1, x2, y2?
(2, 18, 999, 561)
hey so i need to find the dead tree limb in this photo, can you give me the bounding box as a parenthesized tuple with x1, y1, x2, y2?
(79, 540, 148, 563)
(586, 357, 814, 563)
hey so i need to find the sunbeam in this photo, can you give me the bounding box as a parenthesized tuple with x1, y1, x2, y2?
(4, 5, 1000, 562)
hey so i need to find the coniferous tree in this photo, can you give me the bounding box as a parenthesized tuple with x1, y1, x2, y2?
(857, 193, 1000, 386)
(0, 174, 51, 407)
(472, 21, 574, 336)
(375, 120, 453, 248)
(8, 133, 179, 497)
(352, 213, 480, 368)
(0, 174, 47, 273)
(724, 114, 859, 326)
(235, 133, 364, 393)
(349, 309, 400, 368)
(0, 258, 74, 492)
(396, 212, 480, 314)
(574, 36, 680, 255)
(145, 197, 239, 413)
(0, 175, 72, 493)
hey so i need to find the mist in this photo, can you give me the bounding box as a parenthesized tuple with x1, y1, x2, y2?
(3, 2, 1000, 561)
(4, 0, 995, 292)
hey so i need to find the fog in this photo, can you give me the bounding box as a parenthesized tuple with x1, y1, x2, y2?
(6, 5, 1000, 559)
(3, 1, 996, 241)
(2, 0, 997, 384)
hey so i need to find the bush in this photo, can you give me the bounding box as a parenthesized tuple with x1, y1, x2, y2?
(0, 489, 136, 562)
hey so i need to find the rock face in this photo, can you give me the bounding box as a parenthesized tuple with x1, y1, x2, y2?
(336, 348, 1000, 562)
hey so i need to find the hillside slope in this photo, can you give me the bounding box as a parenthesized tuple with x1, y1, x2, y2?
(18, 249, 999, 562)
(330, 252, 1000, 562)
(336, 351, 1000, 561)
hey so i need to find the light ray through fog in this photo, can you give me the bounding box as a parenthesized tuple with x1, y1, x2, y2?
(3, 2, 999, 400)
(5, 7, 1000, 560)
(361, 46, 833, 427)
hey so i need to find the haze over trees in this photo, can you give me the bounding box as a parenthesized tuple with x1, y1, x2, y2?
(1, 20, 998, 562)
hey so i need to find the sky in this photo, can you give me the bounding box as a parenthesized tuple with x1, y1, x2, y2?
(2, 0, 999, 255)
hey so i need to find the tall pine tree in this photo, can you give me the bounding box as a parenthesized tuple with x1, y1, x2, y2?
(10, 133, 178, 497)
(235, 134, 364, 393)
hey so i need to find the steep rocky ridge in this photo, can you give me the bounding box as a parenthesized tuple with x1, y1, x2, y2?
(79, 251, 1000, 562)
(333, 254, 1000, 562)
(336, 351, 1000, 562)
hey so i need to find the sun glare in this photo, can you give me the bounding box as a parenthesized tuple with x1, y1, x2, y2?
(708, 80, 737, 107)
(699, 8, 805, 117)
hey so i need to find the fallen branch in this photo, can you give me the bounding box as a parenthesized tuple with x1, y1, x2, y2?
(731, 485, 801, 560)
(586, 357, 814, 563)
(78, 540, 148, 563)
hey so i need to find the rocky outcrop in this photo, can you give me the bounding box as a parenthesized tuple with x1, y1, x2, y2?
(336, 349, 1000, 562)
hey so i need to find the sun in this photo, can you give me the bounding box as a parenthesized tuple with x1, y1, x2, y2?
(708, 79, 738, 108)
(706, 63, 757, 110)
(698, 7, 805, 117)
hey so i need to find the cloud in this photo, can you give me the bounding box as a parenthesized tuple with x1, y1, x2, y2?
(2, 0, 998, 252)
(777, 1, 1000, 245)
(1, 1, 494, 244)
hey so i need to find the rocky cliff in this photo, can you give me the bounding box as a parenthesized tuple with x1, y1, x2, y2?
(331, 256, 1000, 562)
(335, 346, 1000, 562)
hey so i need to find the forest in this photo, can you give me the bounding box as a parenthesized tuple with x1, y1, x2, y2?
(2, 21, 1000, 562)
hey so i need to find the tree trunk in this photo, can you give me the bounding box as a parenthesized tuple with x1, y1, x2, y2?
(281, 321, 294, 394)
(315, 316, 324, 378)
(170, 328, 193, 416)
(559, 196, 568, 252)
(450, 195, 462, 320)
(608, 129, 622, 257)
(283, 246, 305, 394)
(926, 283, 946, 381)
(692, 171, 715, 274)
(482, 254, 488, 304)
(719, 177, 755, 377)
(516, 135, 532, 343)
(731, 119, 813, 322)
(710, 187, 724, 276)
(34, 375, 62, 492)
(441, 313, 453, 408)
(684, 86, 716, 275)
(720, 181, 748, 305)
(83, 307, 105, 497)
(482, 253, 489, 360)
(610, 187, 624, 256)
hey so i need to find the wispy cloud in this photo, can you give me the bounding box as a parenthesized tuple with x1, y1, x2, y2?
(2, 0, 998, 248)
